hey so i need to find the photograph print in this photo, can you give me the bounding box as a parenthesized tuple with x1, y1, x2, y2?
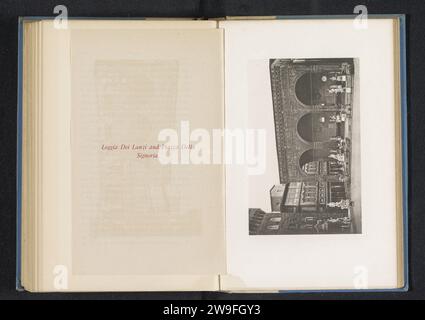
(249, 58, 361, 235)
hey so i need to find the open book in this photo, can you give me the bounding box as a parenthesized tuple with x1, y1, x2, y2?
(17, 16, 407, 292)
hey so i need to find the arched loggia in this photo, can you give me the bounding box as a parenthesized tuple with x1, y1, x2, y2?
(297, 112, 340, 143)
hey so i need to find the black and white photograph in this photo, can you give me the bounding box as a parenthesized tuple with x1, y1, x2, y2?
(249, 58, 361, 235)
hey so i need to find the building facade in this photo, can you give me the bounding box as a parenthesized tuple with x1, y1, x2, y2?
(269, 58, 354, 185)
(249, 59, 356, 235)
(249, 183, 351, 235)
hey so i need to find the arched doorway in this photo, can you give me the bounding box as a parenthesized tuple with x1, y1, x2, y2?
(295, 72, 337, 106)
(297, 112, 340, 143)
(299, 148, 330, 176)
(299, 148, 344, 177)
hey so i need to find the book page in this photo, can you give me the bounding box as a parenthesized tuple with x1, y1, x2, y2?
(220, 19, 401, 290)
(39, 20, 225, 291)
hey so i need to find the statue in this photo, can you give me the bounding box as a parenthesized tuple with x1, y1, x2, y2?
(327, 199, 351, 209)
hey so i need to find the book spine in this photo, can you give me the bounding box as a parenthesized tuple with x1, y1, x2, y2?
(16, 17, 24, 292)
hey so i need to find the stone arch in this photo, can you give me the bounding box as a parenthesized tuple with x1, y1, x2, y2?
(298, 148, 331, 176)
(297, 112, 340, 143)
(294, 72, 336, 107)
(295, 72, 321, 106)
